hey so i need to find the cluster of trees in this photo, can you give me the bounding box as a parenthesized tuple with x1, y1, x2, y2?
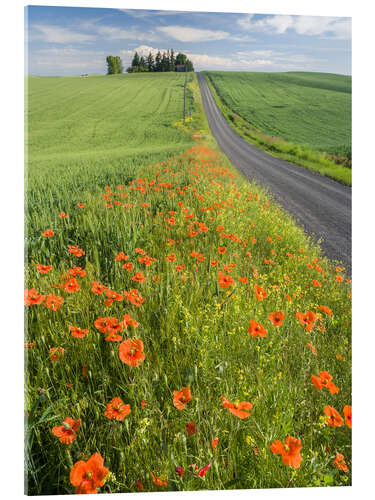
(126, 50, 194, 73)
(106, 56, 123, 75)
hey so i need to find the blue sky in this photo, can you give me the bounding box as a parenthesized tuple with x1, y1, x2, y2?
(25, 6, 352, 76)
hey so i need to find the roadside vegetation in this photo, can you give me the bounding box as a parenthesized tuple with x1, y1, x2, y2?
(203, 71, 352, 185)
(25, 72, 351, 495)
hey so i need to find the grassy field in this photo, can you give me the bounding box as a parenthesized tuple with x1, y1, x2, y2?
(25, 72, 351, 495)
(204, 71, 352, 184)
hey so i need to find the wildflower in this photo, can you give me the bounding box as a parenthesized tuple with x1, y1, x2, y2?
(77, 203, 85, 208)
(42, 229, 54, 237)
(52, 417, 81, 444)
(320, 305, 333, 317)
(336, 275, 344, 283)
(105, 397, 131, 421)
(24, 342, 35, 349)
(119, 339, 145, 366)
(45, 294, 64, 311)
(130, 272, 146, 283)
(311, 280, 322, 287)
(270, 436, 302, 468)
(296, 311, 316, 332)
(333, 452, 348, 472)
(49, 347, 65, 362)
(91, 281, 107, 295)
(336, 353, 345, 361)
(68, 266, 86, 277)
(152, 474, 167, 488)
(343, 405, 352, 429)
(36, 264, 52, 274)
(248, 320, 267, 338)
(68, 245, 85, 257)
(324, 406, 344, 427)
(70, 453, 109, 494)
(336, 266, 343, 273)
(59, 211, 68, 219)
(307, 343, 317, 355)
(238, 276, 248, 284)
(122, 262, 134, 271)
(115, 252, 129, 262)
(62, 277, 80, 293)
(254, 285, 267, 300)
(218, 246, 227, 254)
(268, 311, 285, 327)
(123, 288, 146, 307)
(218, 271, 234, 289)
(69, 325, 88, 339)
(222, 396, 252, 419)
(166, 254, 176, 262)
(212, 438, 219, 450)
(175, 467, 184, 477)
(311, 371, 340, 394)
(198, 463, 211, 477)
(173, 387, 192, 410)
(141, 400, 148, 410)
(24, 289, 45, 306)
(186, 421, 197, 436)
(136, 480, 144, 491)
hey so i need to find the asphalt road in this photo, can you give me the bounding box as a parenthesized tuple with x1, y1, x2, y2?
(197, 72, 352, 274)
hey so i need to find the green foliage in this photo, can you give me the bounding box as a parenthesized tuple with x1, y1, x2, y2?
(106, 56, 123, 75)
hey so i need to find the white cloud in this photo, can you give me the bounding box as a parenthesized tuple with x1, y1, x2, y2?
(156, 25, 230, 42)
(237, 14, 351, 40)
(95, 25, 160, 42)
(30, 25, 96, 44)
(28, 47, 107, 75)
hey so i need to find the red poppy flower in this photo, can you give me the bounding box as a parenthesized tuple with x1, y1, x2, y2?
(122, 262, 134, 271)
(166, 253, 176, 262)
(307, 343, 317, 355)
(175, 467, 184, 477)
(130, 272, 146, 283)
(68, 245, 85, 257)
(91, 281, 107, 295)
(123, 288, 146, 307)
(24, 289, 45, 306)
(218, 271, 234, 289)
(69, 325, 88, 339)
(333, 452, 348, 472)
(68, 266, 86, 277)
(141, 400, 148, 409)
(136, 480, 144, 490)
(248, 320, 267, 338)
(94, 317, 123, 336)
(319, 305, 333, 317)
(186, 421, 197, 436)
(49, 347, 65, 362)
(218, 246, 227, 254)
(45, 294, 64, 311)
(198, 463, 211, 477)
(105, 397, 131, 420)
(324, 406, 344, 427)
(268, 311, 285, 327)
(212, 437, 219, 450)
(135, 248, 147, 255)
(270, 436, 302, 468)
(42, 229, 54, 237)
(296, 311, 317, 332)
(115, 252, 129, 262)
(62, 277, 80, 293)
(119, 339, 145, 366)
(77, 203, 85, 208)
(238, 276, 248, 283)
(222, 396, 252, 419)
(254, 285, 267, 300)
(52, 417, 81, 444)
(59, 211, 68, 219)
(173, 387, 192, 410)
(36, 264, 52, 274)
(70, 453, 109, 494)
(152, 474, 167, 488)
(311, 371, 340, 394)
(343, 405, 352, 429)
(336, 275, 344, 282)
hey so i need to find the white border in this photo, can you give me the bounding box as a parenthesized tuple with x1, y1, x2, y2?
(2, 1, 373, 499)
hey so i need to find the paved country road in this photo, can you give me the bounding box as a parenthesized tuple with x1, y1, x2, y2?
(197, 72, 352, 274)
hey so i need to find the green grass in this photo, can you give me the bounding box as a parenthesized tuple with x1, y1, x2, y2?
(203, 71, 352, 185)
(25, 73, 351, 495)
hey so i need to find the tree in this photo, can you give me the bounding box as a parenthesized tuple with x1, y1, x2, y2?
(170, 49, 176, 71)
(155, 51, 162, 72)
(146, 52, 154, 72)
(131, 52, 140, 69)
(106, 56, 123, 75)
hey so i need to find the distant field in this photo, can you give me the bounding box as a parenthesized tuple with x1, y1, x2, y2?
(204, 71, 351, 156)
(26, 73, 195, 193)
